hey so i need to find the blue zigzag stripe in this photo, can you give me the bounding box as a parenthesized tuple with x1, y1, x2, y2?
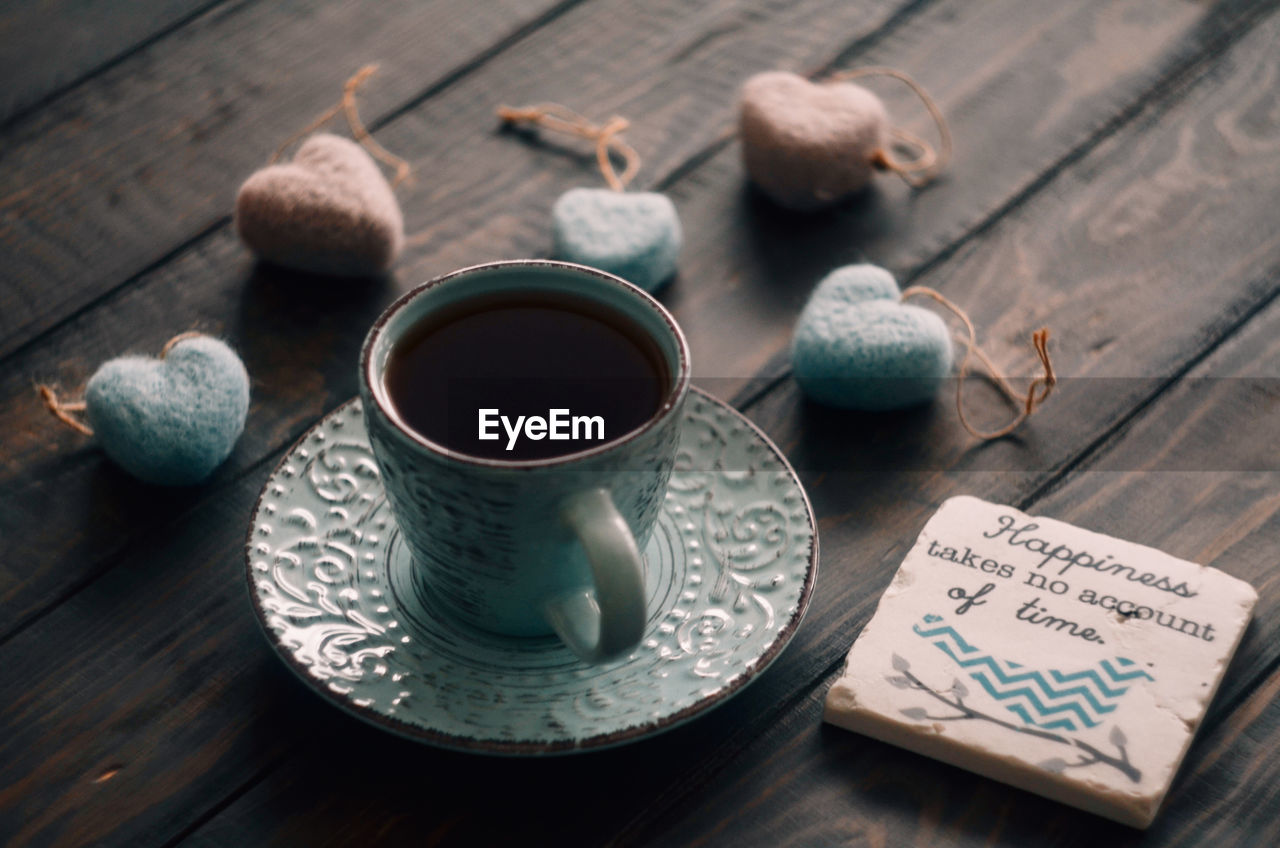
(1102, 658, 1155, 682)
(968, 670, 1101, 729)
(940, 645, 1113, 728)
(913, 622, 979, 654)
(1050, 660, 1152, 697)
(1006, 703, 1080, 732)
(912, 616, 1154, 732)
(916, 624, 1123, 717)
(936, 640, 1118, 717)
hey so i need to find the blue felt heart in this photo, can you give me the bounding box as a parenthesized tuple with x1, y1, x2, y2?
(552, 187, 682, 292)
(791, 264, 953, 410)
(85, 335, 250, 485)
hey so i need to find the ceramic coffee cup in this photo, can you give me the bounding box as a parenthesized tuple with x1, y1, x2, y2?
(359, 260, 690, 662)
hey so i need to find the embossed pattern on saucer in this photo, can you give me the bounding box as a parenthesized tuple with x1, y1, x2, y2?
(245, 387, 817, 754)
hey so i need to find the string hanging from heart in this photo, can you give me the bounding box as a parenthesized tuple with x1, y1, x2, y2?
(496, 103, 640, 192)
(495, 102, 682, 292)
(791, 264, 1054, 440)
(901, 286, 1056, 440)
(270, 63, 412, 187)
(36, 332, 252, 486)
(37, 331, 212, 438)
(824, 67, 952, 189)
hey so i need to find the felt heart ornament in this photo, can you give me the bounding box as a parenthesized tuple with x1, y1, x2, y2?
(740, 71, 890, 211)
(80, 334, 250, 485)
(497, 103, 683, 290)
(738, 69, 951, 211)
(791, 264, 953, 410)
(235, 133, 404, 276)
(552, 187, 682, 292)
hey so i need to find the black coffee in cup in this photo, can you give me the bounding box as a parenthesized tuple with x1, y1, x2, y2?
(384, 290, 670, 460)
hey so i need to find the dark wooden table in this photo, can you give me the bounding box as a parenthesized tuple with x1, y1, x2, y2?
(3, 0, 1279, 845)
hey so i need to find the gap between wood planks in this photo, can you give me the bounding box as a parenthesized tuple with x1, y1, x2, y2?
(0, 0, 931, 368)
(613, 292, 1280, 846)
(0, 0, 1270, 649)
(0, 0, 593, 366)
(730, 0, 1280, 403)
(146, 8, 1280, 844)
(0, 0, 232, 132)
(2, 0, 1280, 840)
(603, 22, 1280, 848)
(610, 274, 1278, 846)
(156, 754, 289, 848)
(0, 0, 946, 650)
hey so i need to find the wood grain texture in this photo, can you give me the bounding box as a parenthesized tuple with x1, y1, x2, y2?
(1151, 662, 1280, 848)
(0, 0, 921, 360)
(0, 0, 223, 126)
(619, 14, 1280, 843)
(630, 296, 1280, 848)
(0, 0, 918, 641)
(4, 2, 1278, 846)
(2, 0, 1265, 646)
(0, 0, 921, 842)
(4, 0, 1280, 846)
(0, 0, 574, 356)
(191, 5, 1280, 833)
(658, 0, 1273, 390)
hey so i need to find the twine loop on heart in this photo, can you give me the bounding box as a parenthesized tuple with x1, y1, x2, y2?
(37, 385, 92, 436)
(36, 332, 213, 439)
(496, 103, 641, 192)
(160, 330, 207, 357)
(271, 64, 412, 187)
(826, 67, 952, 189)
(901, 286, 1055, 440)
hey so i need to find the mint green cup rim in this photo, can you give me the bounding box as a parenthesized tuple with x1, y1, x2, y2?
(359, 259, 691, 470)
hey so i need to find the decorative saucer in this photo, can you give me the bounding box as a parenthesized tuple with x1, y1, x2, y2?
(245, 387, 818, 755)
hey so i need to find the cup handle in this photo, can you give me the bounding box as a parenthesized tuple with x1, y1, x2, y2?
(545, 488, 647, 662)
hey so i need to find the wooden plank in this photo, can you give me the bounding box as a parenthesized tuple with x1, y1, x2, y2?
(1151, 663, 1280, 848)
(658, 0, 1277, 390)
(1, 0, 1267, 368)
(0, 0, 923, 843)
(609, 18, 1280, 843)
(0, 0, 576, 355)
(0, 0, 912, 359)
(2, 0, 1269, 640)
(188, 13, 1280, 831)
(0, 0, 220, 126)
(625, 298, 1280, 847)
(6, 3, 1280, 846)
(0, 483, 306, 847)
(0, 0, 919, 636)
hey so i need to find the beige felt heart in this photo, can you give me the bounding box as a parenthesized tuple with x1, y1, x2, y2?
(738, 71, 889, 211)
(235, 133, 403, 276)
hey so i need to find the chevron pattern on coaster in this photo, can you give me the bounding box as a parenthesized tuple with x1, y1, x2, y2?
(912, 614, 1154, 732)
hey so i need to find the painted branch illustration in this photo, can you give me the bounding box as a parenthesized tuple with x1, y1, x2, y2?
(888, 654, 1141, 783)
